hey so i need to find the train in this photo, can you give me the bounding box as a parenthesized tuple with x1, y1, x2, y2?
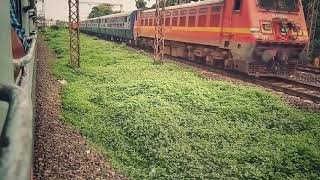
(0, 0, 37, 179)
(80, 0, 309, 77)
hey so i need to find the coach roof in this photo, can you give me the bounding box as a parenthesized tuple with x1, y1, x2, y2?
(142, 0, 224, 13)
(86, 11, 134, 21)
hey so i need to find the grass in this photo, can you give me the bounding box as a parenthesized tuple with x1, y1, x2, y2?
(43, 28, 320, 179)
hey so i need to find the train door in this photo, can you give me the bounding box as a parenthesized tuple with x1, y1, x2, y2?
(221, 0, 244, 47)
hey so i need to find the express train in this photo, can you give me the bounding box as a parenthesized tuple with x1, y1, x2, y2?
(0, 0, 37, 179)
(80, 0, 309, 76)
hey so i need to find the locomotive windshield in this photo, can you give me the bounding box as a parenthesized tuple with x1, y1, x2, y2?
(258, 0, 299, 11)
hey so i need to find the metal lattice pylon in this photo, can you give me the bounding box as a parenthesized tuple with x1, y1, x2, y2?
(305, 0, 320, 60)
(154, 0, 165, 62)
(68, 0, 80, 68)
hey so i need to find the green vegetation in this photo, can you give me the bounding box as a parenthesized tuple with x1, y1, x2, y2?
(88, 3, 120, 19)
(43, 28, 320, 179)
(303, 0, 320, 57)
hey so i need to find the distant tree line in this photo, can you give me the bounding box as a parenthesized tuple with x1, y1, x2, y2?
(88, 4, 120, 19)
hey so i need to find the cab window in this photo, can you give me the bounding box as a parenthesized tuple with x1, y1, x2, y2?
(234, 0, 242, 11)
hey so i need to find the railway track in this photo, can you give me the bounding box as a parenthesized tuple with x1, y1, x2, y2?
(297, 65, 320, 76)
(254, 77, 320, 103)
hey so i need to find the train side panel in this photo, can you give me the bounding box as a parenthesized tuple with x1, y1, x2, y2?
(81, 11, 136, 41)
(135, 0, 309, 76)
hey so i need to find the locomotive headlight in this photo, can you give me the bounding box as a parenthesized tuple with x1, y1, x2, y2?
(250, 28, 260, 33)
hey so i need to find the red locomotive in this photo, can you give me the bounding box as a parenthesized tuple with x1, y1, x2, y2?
(134, 0, 309, 76)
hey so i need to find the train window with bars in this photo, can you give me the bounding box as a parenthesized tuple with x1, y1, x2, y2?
(172, 17, 178, 26)
(198, 15, 207, 27)
(189, 9, 197, 14)
(180, 16, 186, 26)
(188, 16, 196, 27)
(212, 6, 221, 13)
(149, 18, 153, 26)
(180, 10, 187, 15)
(141, 19, 144, 26)
(165, 17, 171, 26)
(145, 18, 149, 26)
(210, 14, 220, 27)
(199, 8, 208, 13)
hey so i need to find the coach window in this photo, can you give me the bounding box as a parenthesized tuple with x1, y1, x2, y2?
(165, 17, 171, 26)
(188, 9, 197, 27)
(212, 6, 221, 13)
(198, 15, 207, 27)
(180, 10, 187, 16)
(149, 18, 153, 26)
(147, 18, 149, 26)
(199, 7, 208, 27)
(180, 10, 187, 27)
(189, 9, 197, 15)
(188, 16, 196, 27)
(165, 12, 171, 26)
(172, 17, 178, 26)
(199, 8, 208, 13)
(234, 0, 242, 11)
(180, 16, 186, 26)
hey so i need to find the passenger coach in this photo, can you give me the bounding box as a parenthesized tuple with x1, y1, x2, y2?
(80, 11, 137, 42)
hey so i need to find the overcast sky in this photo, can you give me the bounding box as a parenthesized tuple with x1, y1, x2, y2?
(37, 0, 156, 21)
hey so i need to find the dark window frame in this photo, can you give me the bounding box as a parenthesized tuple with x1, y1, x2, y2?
(233, 0, 242, 11)
(212, 6, 221, 13)
(199, 7, 208, 13)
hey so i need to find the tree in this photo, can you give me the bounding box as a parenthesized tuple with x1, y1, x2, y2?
(136, 0, 148, 9)
(88, 4, 118, 19)
(302, 0, 320, 56)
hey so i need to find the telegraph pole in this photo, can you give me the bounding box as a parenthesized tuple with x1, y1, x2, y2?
(68, 0, 80, 68)
(154, 0, 166, 63)
(305, 0, 320, 62)
(42, 0, 46, 27)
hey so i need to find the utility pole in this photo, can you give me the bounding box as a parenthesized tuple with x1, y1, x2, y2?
(154, 0, 166, 63)
(40, 0, 46, 27)
(68, 0, 80, 68)
(305, 0, 320, 62)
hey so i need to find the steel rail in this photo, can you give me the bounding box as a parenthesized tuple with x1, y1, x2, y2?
(254, 77, 320, 103)
(297, 65, 320, 76)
